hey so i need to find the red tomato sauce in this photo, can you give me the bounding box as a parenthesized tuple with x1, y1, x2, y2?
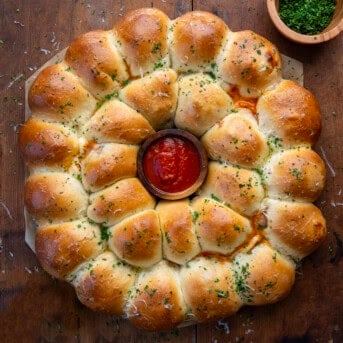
(142, 136, 201, 193)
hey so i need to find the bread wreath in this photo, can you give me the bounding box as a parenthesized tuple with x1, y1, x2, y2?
(20, 8, 326, 331)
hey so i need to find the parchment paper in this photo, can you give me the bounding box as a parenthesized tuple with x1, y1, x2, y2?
(24, 51, 304, 253)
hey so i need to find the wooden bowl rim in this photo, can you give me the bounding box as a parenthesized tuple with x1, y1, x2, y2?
(267, 0, 343, 44)
(137, 129, 208, 200)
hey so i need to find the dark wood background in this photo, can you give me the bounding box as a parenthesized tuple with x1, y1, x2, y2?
(0, 1, 342, 342)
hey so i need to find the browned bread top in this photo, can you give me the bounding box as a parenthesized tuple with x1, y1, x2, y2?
(120, 69, 178, 130)
(81, 143, 138, 192)
(175, 73, 233, 136)
(69, 251, 136, 315)
(28, 63, 97, 128)
(19, 118, 79, 171)
(170, 11, 229, 72)
(156, 200, 201, 265)
(217, 30, 282, 97)
(82, 99, 154, 144)
(65, 30, 129, 98)
(24, 172, 88, 226)
(257, 79, 321, 147)
(201, 109, 269, 168)
(114, 8, 170, 77)
(180, 257, 242, 322)
(35, 218, 104, 279)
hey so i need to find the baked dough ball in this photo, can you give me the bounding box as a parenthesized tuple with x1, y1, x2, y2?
(180, 257, 242, 322)
(88, 178, 155, 226)
(69, 251, 136, 315)
(257, 80, 321, 147)
(114, 8, 170, 76)
(263, 147, 326, 202)
(217, 30, 282, 97)
(175, 73, 233, 136)
(261, 199, 327, 261)
(28, 63, 97, 127)
(126, 261, 187, 331)
(170, 11, 229, 72)
(21, 8, 326, 332)
(19, 118, 79, 172)
(120, 69, 178, 130)
(65, 30, 129, 98)
(156, 200, 201, 265)
(200, 162, 265, 216)
(35, 218, 103, 279)
(233, 243, 295, 305)
(109, 209, 162, 268)
(191, 197, 252, 255)
(81, 143, 138, 192)
(24, 172, 88, 226)
(82, 99, 154, 144)
(202, 109, 269, 167)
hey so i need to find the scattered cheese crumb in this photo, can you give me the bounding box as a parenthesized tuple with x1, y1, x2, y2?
(24, 267, 32, 274)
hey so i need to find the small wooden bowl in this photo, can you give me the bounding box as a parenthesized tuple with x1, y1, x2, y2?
(267, 0, 343, 44)
(137, 129, 208, 200)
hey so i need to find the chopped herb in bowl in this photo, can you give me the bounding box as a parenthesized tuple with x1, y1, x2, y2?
(279, 0, 336, 35)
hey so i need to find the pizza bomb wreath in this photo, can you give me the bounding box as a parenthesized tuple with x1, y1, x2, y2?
(19, 8, 326, 331)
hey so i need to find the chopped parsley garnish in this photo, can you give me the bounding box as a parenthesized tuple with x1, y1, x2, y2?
(233, 262, 253, 303)
(144, 285, 157, 297)
(192, 211, 199, 221)
(211, 193, 221, 202)
(290, 168, 303, 180)
(279, 0, 336, 35)
(151, 42, 162, 53)
(100, 225, 111, 241)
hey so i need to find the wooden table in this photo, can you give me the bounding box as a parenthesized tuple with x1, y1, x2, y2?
(0, 1, 342, 342)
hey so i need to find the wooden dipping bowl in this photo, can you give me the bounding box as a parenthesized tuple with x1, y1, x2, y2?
(267, 0, 343, 44)
(137, 129, 208, 201)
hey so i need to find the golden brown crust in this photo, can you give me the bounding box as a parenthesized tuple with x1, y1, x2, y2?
(65, 30, 128, 98)
(19, 118, 79, 171)
(69, 251, 136, 315)
(114, 8, 170, 76)
(126, 261, 187, 331)
(82, 99, 154, 144)
(191, 197, 252, 255)
(120, 69, 178, 130)
(175, 73, 233, 136)
(170, 11, 229, 72)
(156, 200, 201, 265)
(35, 219, 103, 279)
(202, 109, 269, 167)
(233, 243, 295, 305)
(261, 199, 327, 259)
(180, 257, 242, 322)
(88, 178, 155, 226)
(200, 162, 265, 216)
(24, 172, 88, 226)
(263, 148, 326, 202)
(28, 63, 97, 126)
(257, 80, 321, 147)
(81, 143, 138, 192)
(218, 31, 282, 97)
(109, 210, 162, 268)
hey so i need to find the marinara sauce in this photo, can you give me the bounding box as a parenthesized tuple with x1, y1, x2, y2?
(142, 135, 201, 193)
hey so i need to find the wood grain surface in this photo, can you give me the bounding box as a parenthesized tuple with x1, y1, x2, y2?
(0, 1, 342, 342)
